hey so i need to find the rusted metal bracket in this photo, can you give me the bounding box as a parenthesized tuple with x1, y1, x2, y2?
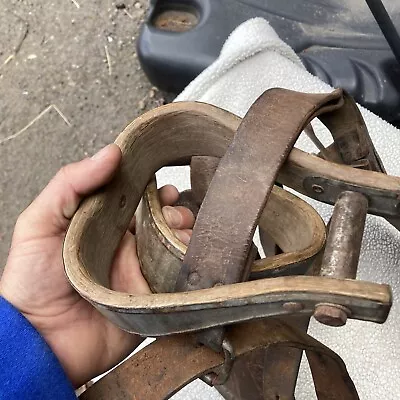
(304, 176, 400, 218)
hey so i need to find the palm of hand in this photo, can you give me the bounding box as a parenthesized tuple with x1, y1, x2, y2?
(0, 145, 194, 388)
(3, 233, 144, 388)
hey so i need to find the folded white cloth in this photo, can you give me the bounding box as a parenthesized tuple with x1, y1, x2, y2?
(157, 17, 400, 399)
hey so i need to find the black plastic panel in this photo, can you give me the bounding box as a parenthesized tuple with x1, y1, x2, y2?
(137, 0, 400, 124)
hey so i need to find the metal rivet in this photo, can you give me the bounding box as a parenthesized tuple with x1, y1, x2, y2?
(312, 184, 324, 194)
(188, 272, 200, 286)
(282, 302, 304, 313)
(119, 194, 127, 208)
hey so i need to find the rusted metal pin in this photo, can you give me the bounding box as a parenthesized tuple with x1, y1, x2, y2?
(314, 191, 368, 327)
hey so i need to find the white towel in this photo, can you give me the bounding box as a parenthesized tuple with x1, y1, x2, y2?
(156, 18, 400, 399)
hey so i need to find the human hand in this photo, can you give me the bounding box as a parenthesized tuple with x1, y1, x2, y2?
(0, 144, 194, 388)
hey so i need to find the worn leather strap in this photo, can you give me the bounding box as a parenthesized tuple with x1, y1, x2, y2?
(189, 156, 305, 398)
(175, 89, 344, 293)
(175, 89, 344, 349)
(189, 91, 386, 398)
(80, 319, 358, 400)
(317, 92, 385, 172)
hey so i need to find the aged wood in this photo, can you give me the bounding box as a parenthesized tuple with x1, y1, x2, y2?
(136, 180, 326, 293)
(63, 91, 393, 337)
(63, 274, 391, 337)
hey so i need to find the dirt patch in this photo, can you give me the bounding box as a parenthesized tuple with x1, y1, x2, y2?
(0, 0, 173, 268)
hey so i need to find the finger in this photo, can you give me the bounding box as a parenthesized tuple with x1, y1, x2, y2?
(128, 186, 179, 235)
(110, 232, 151, 294)
(162, 205, 195, 230)
(172, 228, 192, 246)
(159, 185, 179, 206)
(14, 144, 121, 240)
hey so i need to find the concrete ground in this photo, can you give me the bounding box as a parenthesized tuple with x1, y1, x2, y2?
(0, 0, 172, 269)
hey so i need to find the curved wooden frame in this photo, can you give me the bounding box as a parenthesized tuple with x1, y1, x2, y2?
(136, 180, 327, 293)
(63, 100, 392, 337)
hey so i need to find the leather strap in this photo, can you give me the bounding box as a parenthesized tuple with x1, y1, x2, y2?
(80, 319, 359, 400)
(175, 89, 344, 349)
(175, 89, 344, 293)
(318, 92, 385, 172)
(217, 318, 310, 400)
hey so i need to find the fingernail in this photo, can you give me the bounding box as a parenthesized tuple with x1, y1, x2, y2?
(174, 230, 191, 245)
(91, 145, 111, 160)
(162, 206, 182, 228)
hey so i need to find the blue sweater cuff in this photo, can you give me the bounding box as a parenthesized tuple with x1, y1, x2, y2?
(0, 296, 76, 399)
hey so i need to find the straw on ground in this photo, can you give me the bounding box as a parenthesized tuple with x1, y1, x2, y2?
(0, 105, 72, 145)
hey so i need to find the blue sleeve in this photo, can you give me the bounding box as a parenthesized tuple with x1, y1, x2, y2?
(0, 296, 76, 399)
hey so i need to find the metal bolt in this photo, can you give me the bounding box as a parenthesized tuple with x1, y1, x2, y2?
(282, 302, 304, 313)
(312, 184, 324, 194)
(313, 304, 349, 327)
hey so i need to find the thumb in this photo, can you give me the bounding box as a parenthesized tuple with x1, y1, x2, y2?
(14, 144, 121, 241)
